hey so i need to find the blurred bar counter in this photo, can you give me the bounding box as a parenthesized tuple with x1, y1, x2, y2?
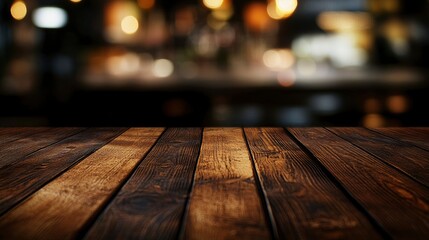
(0, 66, 427, 127)
(1, 0, 428, 126)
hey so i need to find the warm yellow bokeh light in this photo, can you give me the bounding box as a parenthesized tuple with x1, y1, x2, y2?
(263, 49, 295, 70)
(138, 0, 155, 10)
(10, 1, 27, 20)
(317, 12, 373, 32)
(121, 16, 139, 34)
(203, 0, 224, 9)
(70, 0, 82, 3)
(276, 0, 298, 18)
(268, 0, 298, 20)
(267, 2, 283, 20)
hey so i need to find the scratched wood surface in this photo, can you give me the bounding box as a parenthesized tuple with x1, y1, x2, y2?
(0, 128, 428, 240)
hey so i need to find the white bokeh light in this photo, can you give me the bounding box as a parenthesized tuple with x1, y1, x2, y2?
(33, 7, 68, 29)
(152, 59, 174, 78)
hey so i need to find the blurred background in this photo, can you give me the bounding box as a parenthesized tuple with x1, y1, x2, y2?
(0, 0, 428, 126)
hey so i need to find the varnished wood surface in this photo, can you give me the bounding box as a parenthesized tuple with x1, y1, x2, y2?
(0, 127, 428, 239)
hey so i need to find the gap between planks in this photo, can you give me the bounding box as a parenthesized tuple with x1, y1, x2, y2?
(0, 128, 164, 240)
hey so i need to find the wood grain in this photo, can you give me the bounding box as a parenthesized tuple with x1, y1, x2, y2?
(370, 128, 429, 151)
(183, 128, 270, 240)
(0, 128, 83, 168)
(244, 128, 381, 239)
(0, 128, 125, 216)
(328, 128, 429, 187)
(0, 128, 164, 240)
(0, 128, 48, 145)
(289, 128, 429, 239)
(84, 128, 202, 240)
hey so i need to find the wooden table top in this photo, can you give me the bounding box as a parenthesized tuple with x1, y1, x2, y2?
(0, 128, 428, 239)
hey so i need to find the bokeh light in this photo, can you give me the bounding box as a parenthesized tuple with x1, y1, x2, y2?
(32, 7, 68, 29)
(363, 114, 385, 128)
(266, 1, 283, 20)
(106, 53, 140, 77)
(105, 1, 141, 42)
(1, 0, 428, 127)
(263, 49, 295, 70)
(267, 0, 298, 20)
(203, 0, 224, 10)
(121, 16, 139, 34)
(387, 95, 409, 114)
(276, 0, 298, 17)
(153, 59, 174, 78)
(317, 12, 373, 32)
(244, 2, 271, 32)
(10, 1, 27, 21)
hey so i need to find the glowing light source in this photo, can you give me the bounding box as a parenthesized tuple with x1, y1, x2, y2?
(70, 0, 82, 3)
(10, 1, 27, 20)
(276, 0, 298, 17)
(153, 59, 174, 78)
(317, 12, 373, 32)
(106, 53, 140, 77)
(266, 2, 283, 20)
(33, 7, 68, 29)
(121, 16, 139, 34)
(203, 0, 224, 10)
(263, 49, 295, 70)
(268, 0, 298, 20)
(105, 2, 141, 42)
(138, 0, 155, 10)
(291, 34, 368, 67)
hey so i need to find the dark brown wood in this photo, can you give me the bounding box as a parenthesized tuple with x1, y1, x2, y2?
(0, 128, 83, 168)
(183, 128, 270, 240)
(0, 128, 164, 240)
(328, 127, 429, 187)
(1, 127, 428, 239)
(289, 128, 429, 239)
(0, 128, 126, 216)
(0, 128, 48, 145)
(244, 128, 382, 239)
(370, 128, 429, 151)
(84, 128, 202, 240)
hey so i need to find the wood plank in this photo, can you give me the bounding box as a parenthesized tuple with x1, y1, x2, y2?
(0, 128, 84, 168)
(0, 128, 126, 216)
(328, 128, 429, 187)
(288, 128, 429, 239)
(183, 128, 270, 240)
(244, 128, 382, 239)
(84, 128, 202, 240)
(0, 128, 48, 145)
(370, 128, 429, 151)
(0, 128, 164, 240)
